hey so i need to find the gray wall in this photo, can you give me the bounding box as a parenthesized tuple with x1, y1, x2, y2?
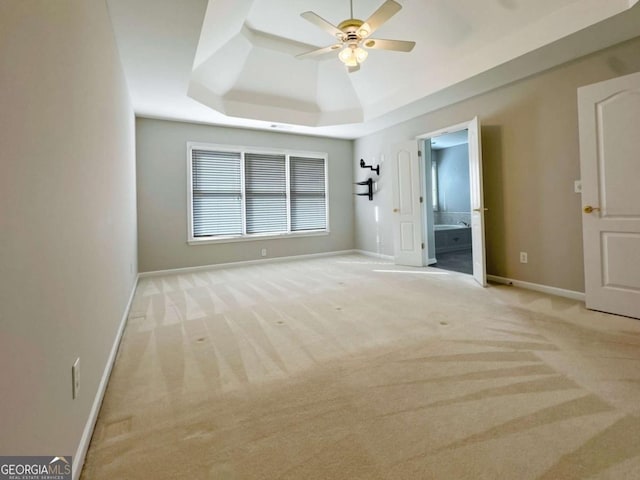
(0, 0, 137, 461)
(354, 36, 640, 293)
(136, 118, 354, 272)
(435, 144, 471, 215)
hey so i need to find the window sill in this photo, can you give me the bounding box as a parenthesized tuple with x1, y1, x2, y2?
(188, 230, 329, 246)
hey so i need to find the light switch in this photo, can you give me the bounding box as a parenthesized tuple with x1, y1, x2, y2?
(574, 180, 582, 193)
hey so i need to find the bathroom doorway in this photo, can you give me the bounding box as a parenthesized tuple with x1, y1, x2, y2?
(425, 130, 473, 274)
(392, 117, 486, 285)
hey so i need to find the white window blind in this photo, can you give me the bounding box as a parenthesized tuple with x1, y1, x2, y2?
(290, 156, 327, 231)
(189, 144, 328, 242)
(191, 150, 242, 237)
(245, 153, 287, 234)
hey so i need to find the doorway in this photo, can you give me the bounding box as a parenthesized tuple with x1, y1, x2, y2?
(427, 131, 473, 274)
(391, 117, 487, 287)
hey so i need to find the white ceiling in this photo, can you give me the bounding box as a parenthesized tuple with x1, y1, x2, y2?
(107, 0, 640, 139)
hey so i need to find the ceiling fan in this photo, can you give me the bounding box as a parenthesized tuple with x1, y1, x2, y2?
(297, 0, 416, 73)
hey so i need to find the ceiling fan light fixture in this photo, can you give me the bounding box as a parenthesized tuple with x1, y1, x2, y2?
(339, 43, 368, 66)
(338, 46, 358, 66)
(354, 47, 368, 63)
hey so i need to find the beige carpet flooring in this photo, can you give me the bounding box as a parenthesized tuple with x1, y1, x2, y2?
(81, 253, 640, 479)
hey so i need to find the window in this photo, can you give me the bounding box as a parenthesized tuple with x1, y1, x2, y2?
(290, 156, 327, 231)
(188, 144, 328, 243)
(244, 153, 287, 234)
(431, 160, 439, 211)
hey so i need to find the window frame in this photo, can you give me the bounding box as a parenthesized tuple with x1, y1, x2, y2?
(431, 159, 439, 212)
(186, 142, 330, 245)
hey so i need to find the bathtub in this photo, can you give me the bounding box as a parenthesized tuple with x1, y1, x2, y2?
(434, 224, 468, 231)
(434, 224, 472, 253)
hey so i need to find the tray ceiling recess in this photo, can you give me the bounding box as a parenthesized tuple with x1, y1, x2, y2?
(107, 0, 640, 136)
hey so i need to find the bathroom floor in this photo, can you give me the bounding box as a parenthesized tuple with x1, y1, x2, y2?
(433, 249, 473, 274)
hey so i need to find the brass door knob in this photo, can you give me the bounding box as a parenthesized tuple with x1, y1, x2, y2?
(583, 205, 600, 214)
(393, 208, 399, 213)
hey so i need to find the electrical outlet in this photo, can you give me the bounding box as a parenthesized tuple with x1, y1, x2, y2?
(520, 252, 528, 264)
(261, 248, 267, 257)
(72, 358, 80, 399)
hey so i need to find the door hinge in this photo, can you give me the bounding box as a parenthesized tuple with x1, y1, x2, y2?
(418, 150, 422, 157)
(419, 196, 423, 203)
(421, 242, 425, 250)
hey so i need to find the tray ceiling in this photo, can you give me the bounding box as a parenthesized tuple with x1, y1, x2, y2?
(107, 0, 640, 138)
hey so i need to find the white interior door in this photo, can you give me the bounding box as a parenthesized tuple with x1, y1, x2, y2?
(578, 72, 640, 319)
(468, 117, 487, 286)
(422, 143, 436, 265)
(391, 141, 423, 267)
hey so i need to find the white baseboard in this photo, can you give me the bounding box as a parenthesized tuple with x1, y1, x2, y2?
(354, 249, 394, 261)
(487, 274, 585, 302)
(139, 250, 356, 278)
(73, 275, 139, 480)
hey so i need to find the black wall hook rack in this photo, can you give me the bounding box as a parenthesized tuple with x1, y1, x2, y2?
(355, 178, 374, 201)
(360, 159, 380, 175)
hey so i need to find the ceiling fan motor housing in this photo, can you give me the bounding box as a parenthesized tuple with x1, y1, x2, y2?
(337, 18, 369, 41)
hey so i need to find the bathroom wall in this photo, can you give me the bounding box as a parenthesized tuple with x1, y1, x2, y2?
(433, 143, 471, 225)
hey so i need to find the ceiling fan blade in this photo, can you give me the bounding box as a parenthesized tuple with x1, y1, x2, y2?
(301, 11, 344, 39)
(363, 38, 415, 52)
(361, 0, 402, 37)
(347, 64, 361, 74)
(296, 44, 342, 59)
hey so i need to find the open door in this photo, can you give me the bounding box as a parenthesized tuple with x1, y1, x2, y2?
(391, 141, 423, 267)
(578, 72, 640, 319)
(422, 142, 436, 266)
(468, 117, 487, 286)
